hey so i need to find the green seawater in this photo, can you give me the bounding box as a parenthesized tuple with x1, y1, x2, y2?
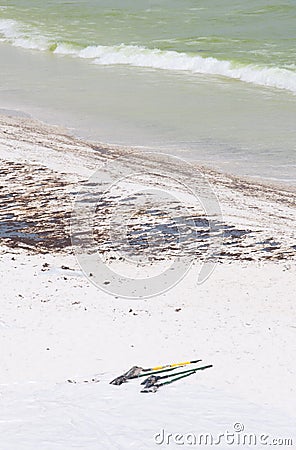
(1, 0, 295, 69)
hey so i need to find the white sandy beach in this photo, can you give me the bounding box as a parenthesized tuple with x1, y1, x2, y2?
(1, 113, 296, 449)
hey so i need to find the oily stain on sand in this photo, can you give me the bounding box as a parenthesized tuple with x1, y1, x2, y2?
(1, 159, 295, 261)
(77, 190, 295, 262)
(0, 160, 72, 252)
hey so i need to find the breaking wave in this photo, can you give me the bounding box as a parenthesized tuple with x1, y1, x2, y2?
(1, 18, 296, 94)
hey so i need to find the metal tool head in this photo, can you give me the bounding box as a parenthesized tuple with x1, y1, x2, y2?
(140, 375, 160, 387)
(110, 366, 143, 385)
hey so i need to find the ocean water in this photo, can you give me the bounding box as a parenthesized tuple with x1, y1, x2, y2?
(0, 0, 295, 183)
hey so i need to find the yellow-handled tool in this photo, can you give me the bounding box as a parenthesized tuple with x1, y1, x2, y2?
(144, 359, 202, 372)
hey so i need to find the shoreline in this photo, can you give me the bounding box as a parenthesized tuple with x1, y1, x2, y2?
(1, 106, 295, 191)
(1, 106, 295, 192)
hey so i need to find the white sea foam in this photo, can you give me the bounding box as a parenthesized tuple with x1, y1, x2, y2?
(84, 44, 296, 93)
(0, 18, 49, 50)
(0, 18, 20, 40)
(1, 18, 296, 94)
